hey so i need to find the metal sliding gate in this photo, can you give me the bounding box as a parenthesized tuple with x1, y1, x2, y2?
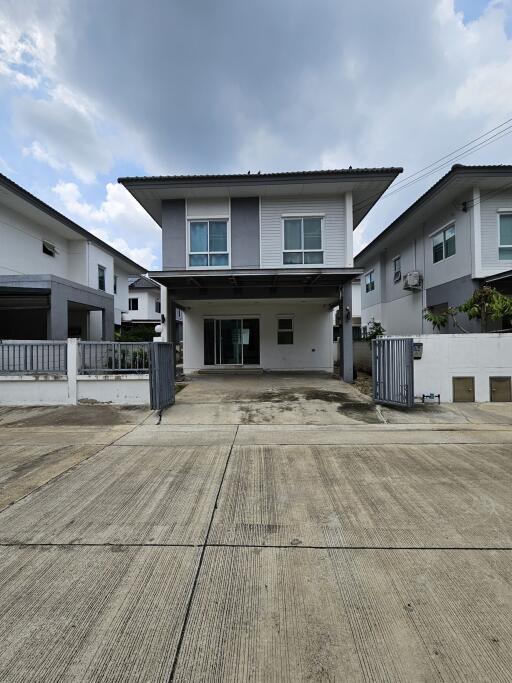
(372, 337, 414, 408)
(149, 342, 175, 410)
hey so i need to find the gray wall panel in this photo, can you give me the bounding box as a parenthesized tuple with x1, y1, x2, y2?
(162, 199, 186, 270)
(231, 197, 260, 268)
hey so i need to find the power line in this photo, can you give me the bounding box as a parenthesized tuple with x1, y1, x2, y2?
(353, 117, 512, 212)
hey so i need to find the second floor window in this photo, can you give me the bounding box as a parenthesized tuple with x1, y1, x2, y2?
(432, 224, 455, 263)
(155, 299, 161, 313)
(283, 217, 323, 265)
(393, 256, 401, 283)
(98, 265, 106, 291)
(129, 298, 138, 311)
(365, 270, 375, 293)
(499, 214, 512, 260)
(189, 220, 229, 267)
(42, 240, 56, 257)
(113, 274, 118, 294)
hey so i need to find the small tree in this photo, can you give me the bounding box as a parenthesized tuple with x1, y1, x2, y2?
(365, 318, 385, 344)
(423, 286, 512, 333)
(458, 286, 512, 332)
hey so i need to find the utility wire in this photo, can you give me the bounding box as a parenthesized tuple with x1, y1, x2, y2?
(353, 117, 512, 212)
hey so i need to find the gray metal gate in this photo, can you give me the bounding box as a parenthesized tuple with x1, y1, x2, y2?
(149, 342, 175, 410)
(372, 337, 414, 408)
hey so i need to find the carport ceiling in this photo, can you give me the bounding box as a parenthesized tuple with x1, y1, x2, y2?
(150, 267, 362, 303)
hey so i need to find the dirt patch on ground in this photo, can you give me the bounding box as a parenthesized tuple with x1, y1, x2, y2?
(353, 372, 373, 399)
(249, 387, 356, 404)
(0, 405, 147, 427)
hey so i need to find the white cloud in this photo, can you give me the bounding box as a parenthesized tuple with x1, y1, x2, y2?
(52, 180, 160, 270)
(22, 140, 64, 170)
(53, 181, 159, 236)
(89, 228, 157, 270)
(14, 94, 113, 183)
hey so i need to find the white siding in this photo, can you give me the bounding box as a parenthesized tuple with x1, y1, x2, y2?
(123, 289, 160, 322)
(0, 203, 72, 279)
(260, 195, 347, 268)
(480, 190, 512, 275)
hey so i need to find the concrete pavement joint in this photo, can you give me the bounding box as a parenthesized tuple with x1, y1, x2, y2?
(168, 423, 240, 683)
(0, 414, 152, 516)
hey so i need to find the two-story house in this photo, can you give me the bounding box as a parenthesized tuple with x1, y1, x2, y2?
(120, 168, 401, 380)
(0, 173, 146, 340)
(122, 276, 184, 341)
(356, 164, 512, 335)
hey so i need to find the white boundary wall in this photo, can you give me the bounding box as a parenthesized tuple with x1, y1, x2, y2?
(0, 339, 150, 405)
(412, 334, 512, 402)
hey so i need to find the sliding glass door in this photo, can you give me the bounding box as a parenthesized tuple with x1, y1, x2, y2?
(204, 318, 260, 365)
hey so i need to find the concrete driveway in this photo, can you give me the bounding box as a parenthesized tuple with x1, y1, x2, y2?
(0, 374, 511, 681)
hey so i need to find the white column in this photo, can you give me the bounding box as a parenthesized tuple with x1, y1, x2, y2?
(342, 281, 354, 383)
(345, 191, 354, 266)
(66, 338, 78, 405)
(160, 285, 169, 341)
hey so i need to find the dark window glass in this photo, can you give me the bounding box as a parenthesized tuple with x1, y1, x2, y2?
(98, 265, 106, 291)
(283, 252, 303, 265)
(204, 319, 215, 365)
(129, 298, 138, 311)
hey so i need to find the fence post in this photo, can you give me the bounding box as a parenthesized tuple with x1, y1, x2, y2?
(67, 338, 78, 405)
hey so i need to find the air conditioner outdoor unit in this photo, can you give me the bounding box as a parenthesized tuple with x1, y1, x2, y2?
(403, 271, 422, 290)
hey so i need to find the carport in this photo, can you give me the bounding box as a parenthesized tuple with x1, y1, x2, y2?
(0, 274, 115, 340)
(152, 267, 360, 381)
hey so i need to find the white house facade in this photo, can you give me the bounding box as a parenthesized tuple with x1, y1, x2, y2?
(120, 168, 401, 380)
(0, 173, 146, 340)
(356, 165, 512, 336)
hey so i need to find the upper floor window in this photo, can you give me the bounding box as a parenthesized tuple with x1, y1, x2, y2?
(365, 270, 375, 293)
(155, 299, 161, 313)
(189, 220, 229, 267)
(499, 213, 512, 260)
(113, 274, 118, 294)
(98, 265, 106, 291)
(129, 297, 138, 311)
(283, 217, 323, 265)
(393, 256, 401, 283)
(42, 240, 57, 257)
(432, 224, 455, 263)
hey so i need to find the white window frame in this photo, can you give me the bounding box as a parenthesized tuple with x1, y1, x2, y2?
(431, 221, 456, 264)
(128, 297, 138, 311)
(497, 210, 512, 262)
(365, 270, 375, 293)
(281, 214, 324, 267)
(155, 299, 161, 314)
(42, 240, 57, 257)
(186, 217, 231, 270)
(113, 274, 118, 294)
(392, 255, 401, 283)
(97, 264, 106, 291)
(277, 316, 294, 345)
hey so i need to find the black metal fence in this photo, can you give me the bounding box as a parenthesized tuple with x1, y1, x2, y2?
(372, 337, 414, 408)
(0, 341, 67, 374)
(79, 342, 150, 374)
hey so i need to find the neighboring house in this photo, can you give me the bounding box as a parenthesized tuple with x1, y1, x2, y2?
(0, 174, 146, 340)
(119, 168, 401, 380)
(356, 164, 512, 335)
(122, 276, 183, 341)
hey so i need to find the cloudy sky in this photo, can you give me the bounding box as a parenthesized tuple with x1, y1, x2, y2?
(1, 0, 512, 269)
